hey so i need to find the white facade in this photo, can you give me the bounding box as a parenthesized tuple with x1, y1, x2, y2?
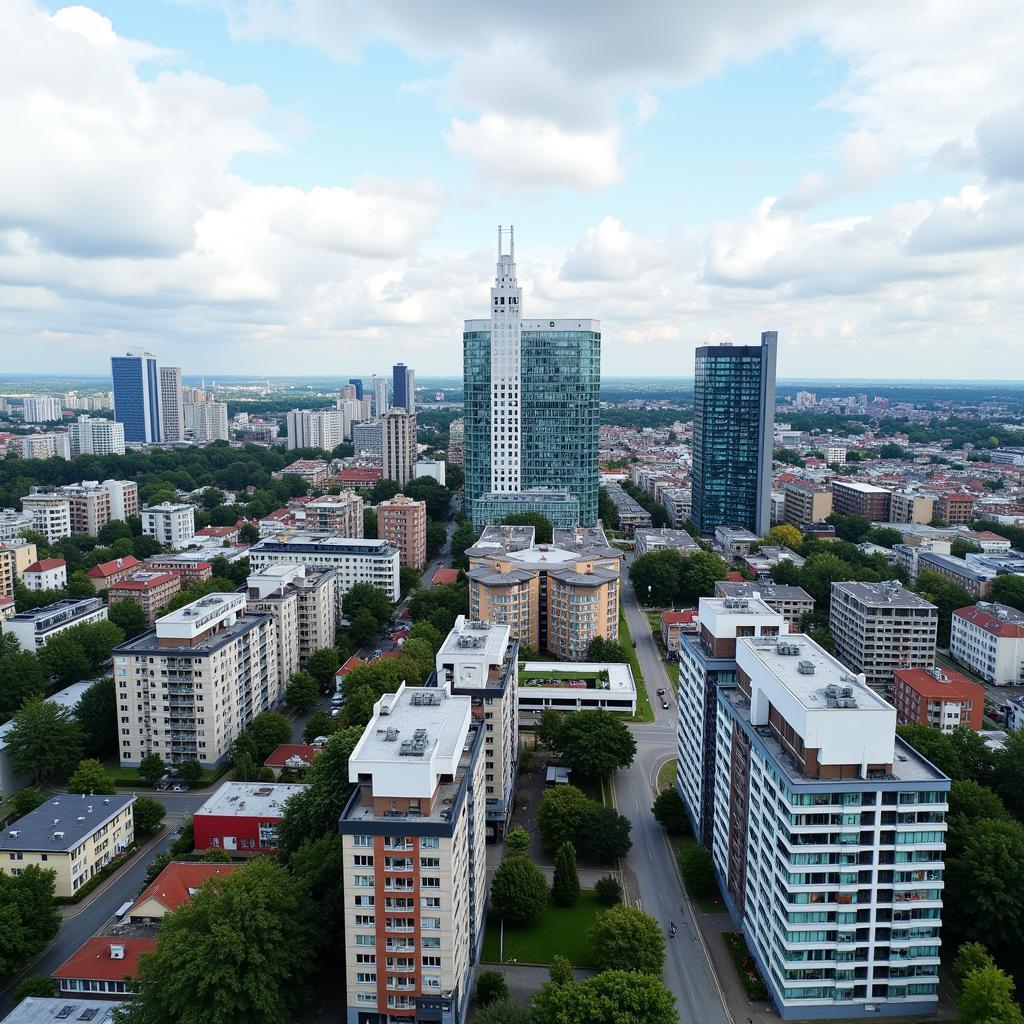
(21, 433, 71, 460)
(519, 660, 636, 714)
(950, 603, 1024, 687)
(159, 367, 185, 442)
(382, 410, 416, 487)
(142, 503, 196, 549)
(0, 510, 34, 541)
(102, 479, 139, 522)
(184, 400, 229, 442)
(490, 227, 523, 493)
(372, 376, 388, 417)
(413, 459, 446, 486)
(20, 493, 72, 543)
(68, 415, 126, 456)
(248, 533, 401, 603)
(23, 560, 67, 591)
(285, 409, 345, 451)
(21, 396, 62, 422)
(6, 599, 108, 652)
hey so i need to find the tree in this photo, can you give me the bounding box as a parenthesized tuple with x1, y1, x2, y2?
(0, 641, 46, 720)
(678, 550, 729, 603)
(552, 842, 580, 907)
(490, 854, 549, 925)
(538, 786, 595, 854)
(75, 676, 117, 758)
(133, 796, 166, 835)
(350, 608, 378, 648)
(536, 709, 564, 751)
(594, 875, 622, 906)
(502, 512, 553, 544)
(554, 710, 636, 779)
(399, 564, 421, 599)
(202, 848, 233, 863)
(915, 570, 974, 647)
(958, 964, 1024, 1024)
(408, 620, 443, 654)
(473, 999, 534, 1024)
(579, 807, 632, 862)
(303, 712, 336, 744)
(992, 729, 1024, 820)
(765, 524, 803, 549)
(138, 752, 166, 788)
(549, 955, 574, 985)
(286, 834, 345, 941)
(679, 843, 717, 898)
(652, 786, 690, 835)
(67, 757, 117, 794)
(476, 971, 510, 1007)
(232, 752, 258, 782)
(5, 786, 47, 821)
(0, 866, 61, 977)
(178, 759, 203, 787)
(247, 710, 292, 761)
(11, 975, 56, 1005)
(532, 971, 676, 1024)
(6, 697, 84, 782)
(342, 582, 393, 627)
(257, 766, 276, 782)
(275, 728, 363, 858)
(108, 598, 149, 640)
(953, 941, 995, 988)
(585, 636, 629, 663)
(505, 827, 530, 854)
(37, 632, 90, 686)
(629, 549, 685, 606)
(589, 904, 665, 975)
(946, 780, 1010, 857)
(344, 686, 377, 728)
(285, 672, 319, 712)
(426, 521, 447, 560)
(305, 647, 340, 686)
(945, 818, 1024, 949)
(864, 526, 904, 548)
(826, 512, 872, 543)
(451, 522, 479, 568)
(991, 573, 1024, 613)
(121, 859, 321, 1024)
(951, 538, 983, 559)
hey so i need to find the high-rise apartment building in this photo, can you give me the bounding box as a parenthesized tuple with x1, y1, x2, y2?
(352, 420, 383, 457)
(373, 376, 388, 417)
(68, 415, 126, 456)
(185, 400, 229, 443)
(339, 683, 487, 1024)
(159, 367, 185, 442)
(20, 433, 71, 460)
(111, 352, 162, 443)
(676, 596, 785, 844)
(709, 636, 947, 1019)
(303, 493, 365, 538)
(57, 482, 111, 537)
(832, 481, 892, 522)
(448, 418, 464, 466)
(378, 494, 427, 569)
(21, 396, 62, 422)
(141, 502, 196, 549)
(340, 384, 357, 402)
(829, 581, 938, 688)
(436, 616, 519, 838)
(889, 491, 934, 525)
(691, 333, 777, 536)
(382, 409, 417, 487)
(285, 408, 345, 451)
(464, 228, 600, 529)
(114, 592, 280, 768)
(783, 482, 832, 527)
(392, 363, 415, 414)
(108, 570, 183, 625)
(949, 602, 1024, 686)
(20, 492, 72, 543)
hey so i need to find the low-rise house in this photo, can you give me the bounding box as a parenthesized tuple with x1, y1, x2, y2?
(107, 571, 182, 626)
(52, 938, 155, 1000)
(263, 743, 322, 778)
(192, 782, 305, 855)
(893, 666, 985, 732)
(86, 555, 142, 593)
(21, 558, 66, 592)
(125, 861, 240, 923)
(661, 609, 698, 652)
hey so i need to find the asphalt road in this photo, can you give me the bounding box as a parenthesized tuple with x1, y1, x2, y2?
(615, 557, 732, 1024)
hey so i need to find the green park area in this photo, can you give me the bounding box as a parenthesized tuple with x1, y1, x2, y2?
(482, 891, 603, 967)
(519, 668, 606, 688)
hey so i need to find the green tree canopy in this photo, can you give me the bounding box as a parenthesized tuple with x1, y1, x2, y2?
(6, 696, 84, 782)
(475, 971, 510, 1008)
(957, 964, 1024, 1024)
(490, 854, 549, 925)
(305, 647, 341, 685)
(579, 807, 633, 862)
(286, 834, 345, 942)
(991, 573, 1024, 613)
(0, 636, 47, 721)
(5, 786, 47, 821)
(247, 710, 292, 761)
(285, 672, 319, 712)
(342, 582, 393, 626)
(75, 676, 117, 758)
(554, 710, 636, 778)
(66, 758, 116, 794)
(0, 866, 62, 977)
(350, 608, 379, 647)
(652, 786, 690, 835)
(678, 550, 728, 604)
(532, 971, 676, 1024)
(765, 524, 804, 549)
(107, 598, 149, 640)
(629, 549, 685, 606)
(952, 941, 995, 988)
(589, 904, 665, 975)
(178, 759, 203, 787)
(133, 796, 166, 834)
(501, 512, 553, 543)
(537, 785, 595, 854)
(303, 712, 337, 744)
(552, 841, 580, 908)
(138, 752, 166, 788)
(472, 999, 533, 1024)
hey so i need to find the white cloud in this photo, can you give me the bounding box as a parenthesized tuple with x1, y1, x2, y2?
(560, 218, 668, 281)
(778, 131, 900, 209)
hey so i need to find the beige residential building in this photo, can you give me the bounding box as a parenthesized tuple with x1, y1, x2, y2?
(466, 525, 621, 660)
(0, 539, 38, 597)
(113, 592, 280, 768)
(829, 580, 939, 688)
(783, 482, 833, 526)
(60, 484, 111, 537)
(890, 490, 935, 525)
(382, 409, 416, 487)
(107, 571, 183, 626)
(159, 366, 185, 443)
(435, 616, 519, 838)
(0, 794, 135, 898)
(377, 494, 427, 569)
(20, 492, 71, 544)
(303, 493, 364, 538)
(339, 683, 487, 1024)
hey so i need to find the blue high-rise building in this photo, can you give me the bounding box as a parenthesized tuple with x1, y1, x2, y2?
(111, 352, 162, 443)
(392, 363, 414, 413)
(691, 332, 777, 536)
(347, 378, 363, 400)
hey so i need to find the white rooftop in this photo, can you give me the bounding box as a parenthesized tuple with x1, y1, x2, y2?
(834, 480, 890, 494)
(438, 615, 513, 664)
(520, 661, 636, 697)
(195, 782, 306, 818)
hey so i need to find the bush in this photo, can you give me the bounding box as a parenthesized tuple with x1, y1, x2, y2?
(549, 954, 574, 985)
(651, 787, 690, 835)
(594, 875, 623, 906)
(12, 975, 56, 1005)
(723, 932, 770, 1002)
(552, 842, 580, 908)
(490, 854, 548, 925)
(679, 843, 716, 899)
(132, 796, 166, 835)
(476, 970, 509, 1007)
(505, 827, 530, 854)
(588, 904, 665, 976)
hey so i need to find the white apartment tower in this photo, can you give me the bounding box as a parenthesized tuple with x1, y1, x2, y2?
(159, 367, 185, 442)
(490, 226, 523, 495)
(69, 416, 126, 457)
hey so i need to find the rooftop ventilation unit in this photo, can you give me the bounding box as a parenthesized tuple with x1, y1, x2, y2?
(109, 944, 125, 960)
(776, 642, 802, 656)
(797, 660, 815, 675)
(384, 727, 400, 742)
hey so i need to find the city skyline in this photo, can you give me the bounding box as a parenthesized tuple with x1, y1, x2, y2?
(2, 2, 1023, 379)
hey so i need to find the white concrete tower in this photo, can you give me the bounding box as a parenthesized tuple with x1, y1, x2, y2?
(490, 225, 523, 493)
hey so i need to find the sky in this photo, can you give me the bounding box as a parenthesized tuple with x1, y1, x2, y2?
(1, 1, 1023, 380)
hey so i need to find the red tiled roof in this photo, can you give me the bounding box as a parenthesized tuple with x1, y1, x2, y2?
(196, 526, 237, 537)
(336, 468, 383, 482)
(87, 555, 141, 578)
(52, 937, 157, 982)
(726, 571, 744, 582)
(953, 604, 1024, 638)
(973, 531, 1008, 542)
(24, 558, 65, 573)
(895, 667, 984, 702)
(337, 655, 366, 676)
(379, 650, 402, 660)
(264, 743, 319, 768)
(109, 571, 180, 592)
(130, 861, 240, 916)
(0, 596, 14, 608)
(661, 609, 697, 624)
(431, 568, 461, 586)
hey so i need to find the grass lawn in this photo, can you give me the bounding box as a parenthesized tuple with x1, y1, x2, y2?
(481, 890, 603, 967)
(619, 611, 654, 724)
(112, 765, 225, 788)
(576, 774, 610, 807)
(520, 669, 601, 684)
(657, 759, 677, 792)
(645, 611, 662, 634)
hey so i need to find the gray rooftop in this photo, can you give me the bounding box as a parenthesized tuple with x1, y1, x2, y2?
(0, 794, 134, 853)
(466, 525, 536, 557)
(552, 524, 618, 556)
(7, 598, 105, 626)
(716, 581, 815, 603)
(2, 998, 121, 1023)
(113, 610, 272, 657)
(634, 528, 701, 553)
(831, 580, 938, 610)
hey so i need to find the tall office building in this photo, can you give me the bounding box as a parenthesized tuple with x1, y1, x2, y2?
(464, 227, 600, 528)
(372, 376, 388, 417)
(347, 378, 363, 400)
(68, 415, 125, 457)
(382, 409, 416, 487)
(285, 408, 345, 451)
(691, 332, 777, 536)
(159, 367, 185, 442)
(111, 352, 162, 443)
(392, 362, 415, 414)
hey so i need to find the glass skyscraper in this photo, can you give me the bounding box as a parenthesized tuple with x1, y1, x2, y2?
(464, 228, 600, 529)
(691, 332, 777, 536)
(392, 363, 414, 413)
(111, 352, 162, 443)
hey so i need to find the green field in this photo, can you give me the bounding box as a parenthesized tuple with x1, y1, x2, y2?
(519, 669, 603, 688)
(481, 890, 603, 967)
(657, 759, 677, 792)
(619, 612, 654, 723)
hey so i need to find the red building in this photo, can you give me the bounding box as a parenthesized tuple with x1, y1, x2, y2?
(263, 743, 322, 777)
(333, 467, 383, 489)
(52, 937, 156, 1000)
(661, 609, 698, 652)
(86, 555, 142, 593)
(192, 782, 306, 855)
(892, 666, 984, 733)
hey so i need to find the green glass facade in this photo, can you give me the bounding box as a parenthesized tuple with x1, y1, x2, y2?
(464, 326, 600, 529)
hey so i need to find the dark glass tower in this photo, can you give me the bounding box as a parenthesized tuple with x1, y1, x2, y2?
(392, 363, 414, 413)
(691, 332, 777, 536)
(347, 378, 363, 400)
(111, 352, 162, 443)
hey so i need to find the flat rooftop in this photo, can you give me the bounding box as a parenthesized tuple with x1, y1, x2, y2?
(634, 528, 701, 552)
(195, 782, 306, 818)
(250, 533, 397, 556)
(717, 581, 814, 603)
(7, 598, 105, 625)
(467, 525, 536, 556)
(521, 661, 636, 695)
(832, 580, 938, 609)
(4, 998, 121, 1023)
(834, 481, 891, 494)
(438, 615, 513, 663)
(553, 524, 618, 556)
(353, 688, 470, 768)
(700, 595, 780, 617)
(0, 794, 134, 853)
